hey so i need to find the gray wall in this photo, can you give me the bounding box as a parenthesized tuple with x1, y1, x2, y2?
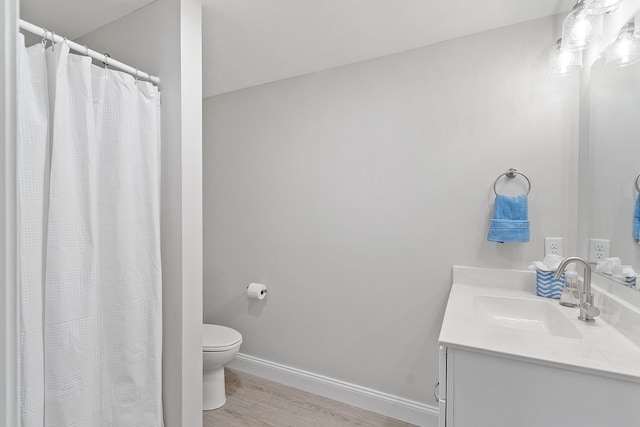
(203, 15, 579, 405)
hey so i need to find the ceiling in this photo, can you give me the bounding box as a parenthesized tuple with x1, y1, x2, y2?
(21, 0, 155, 40)
(201, 0, 575, 97)
(21, 0, 576, 98)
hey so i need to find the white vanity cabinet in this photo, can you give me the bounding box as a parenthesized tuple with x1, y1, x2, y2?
(438, 267, 640, 427)
(438, 345, 640, 427)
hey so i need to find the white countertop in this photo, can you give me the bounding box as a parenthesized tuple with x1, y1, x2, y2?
(439, 266, 640, 384)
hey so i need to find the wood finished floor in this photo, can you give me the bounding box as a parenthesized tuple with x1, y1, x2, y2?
(203, 368, 416, 427)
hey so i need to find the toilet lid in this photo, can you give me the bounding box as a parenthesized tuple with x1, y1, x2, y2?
(203, 324, 242, 352)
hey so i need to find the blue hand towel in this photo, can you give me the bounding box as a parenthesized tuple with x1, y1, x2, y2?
(634, 195, 640, 240)
(487, 194, 530, 243)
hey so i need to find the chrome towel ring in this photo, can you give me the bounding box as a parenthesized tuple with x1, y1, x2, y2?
(493, 168, 531, 196)
(635, 172, 640, 193)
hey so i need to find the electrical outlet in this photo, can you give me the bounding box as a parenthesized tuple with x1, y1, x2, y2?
(589, 238, 610, 263)
(544, 237, 563, 257)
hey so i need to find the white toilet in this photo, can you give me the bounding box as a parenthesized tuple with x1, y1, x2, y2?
(202, 324, 243, 410)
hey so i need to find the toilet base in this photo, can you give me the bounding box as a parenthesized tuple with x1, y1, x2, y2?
(203, 366, 226, 410)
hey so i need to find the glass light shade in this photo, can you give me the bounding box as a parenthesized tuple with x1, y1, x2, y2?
(549, 40, 583, 76)
(585, 0, 622, 14)
(605, 23, 640, 67)
(561, 2, 604, 51)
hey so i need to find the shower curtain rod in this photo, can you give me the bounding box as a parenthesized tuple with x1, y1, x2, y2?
(19, 19, 160, 86)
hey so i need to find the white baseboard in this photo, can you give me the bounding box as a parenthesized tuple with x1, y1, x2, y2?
(228, 353, 439, 427)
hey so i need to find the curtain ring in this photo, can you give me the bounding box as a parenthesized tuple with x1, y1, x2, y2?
(50, 31, 56, 45)
(41, 29, 49, 48)
(102, 53, 111, 78)
(83, 45, 89, 56)
(134, 68, 139, 84)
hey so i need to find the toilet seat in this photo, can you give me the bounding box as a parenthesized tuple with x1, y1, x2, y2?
(203, 324, 242, 352)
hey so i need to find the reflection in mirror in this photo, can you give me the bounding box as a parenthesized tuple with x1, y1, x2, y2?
(604, 19, 640, 67)
(589, 10, 640, 289)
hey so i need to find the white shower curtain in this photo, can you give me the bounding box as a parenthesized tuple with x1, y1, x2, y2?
(17, 35, 163, 427)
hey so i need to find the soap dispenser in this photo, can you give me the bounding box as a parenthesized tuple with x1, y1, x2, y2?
(560, 270, 580, 308)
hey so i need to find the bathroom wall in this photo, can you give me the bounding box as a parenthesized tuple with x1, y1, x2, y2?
(78, 1, 203, 426)
(203, 14, 578, 406)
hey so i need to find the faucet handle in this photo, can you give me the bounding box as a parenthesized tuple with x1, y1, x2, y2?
(580, 302, 600, 318)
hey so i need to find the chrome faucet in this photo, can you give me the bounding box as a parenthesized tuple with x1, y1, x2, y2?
(554, 257, 600, 323)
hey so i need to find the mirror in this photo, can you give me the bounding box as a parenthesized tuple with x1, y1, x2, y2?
(588, 10, 640, 287)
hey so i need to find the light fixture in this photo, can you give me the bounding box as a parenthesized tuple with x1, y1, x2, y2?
(605, 20, 640, 67)
(561, 0, 604, 51)
(585, 0, 622, 14)
(549, 39, 583, 76)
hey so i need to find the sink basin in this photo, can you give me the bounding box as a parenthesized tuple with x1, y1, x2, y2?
(473, 296, 582, 339)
